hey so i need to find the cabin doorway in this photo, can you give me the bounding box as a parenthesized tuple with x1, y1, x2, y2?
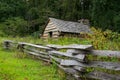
(49, 32, 53, 38)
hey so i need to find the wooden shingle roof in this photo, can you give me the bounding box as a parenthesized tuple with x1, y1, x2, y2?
(49, 18, 91, 34)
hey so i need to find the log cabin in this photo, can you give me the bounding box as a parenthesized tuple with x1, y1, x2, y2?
(42, 18, 91, 38)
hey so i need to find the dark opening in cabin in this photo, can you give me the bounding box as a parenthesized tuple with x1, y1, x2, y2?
(49, 32, 53, 37)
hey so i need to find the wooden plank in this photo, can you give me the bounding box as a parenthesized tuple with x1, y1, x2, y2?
(54, 62, 79, 75)
(53, 33, 59, 36)
(4, 40, 15, 49)
(73, 66, 86, 72)
(73, 74, 81, 80)
(52, 35, 59, 38)
(89, 50, 120, 58)
(53, 62, 81, 80)
(45, 27, 57, 31)
(88, 61, 120, 71)
(47, 45, 62, 49)
(49, 55, 61, 63)
(49, 51, 86, 62)
(53, 31, 59, 34)
(24, 50, 49, 59)
(60, 59, 120, 71)
(87, 71, 120, 80)
(18, 42, 51, 50)
(46, 22, 56, 28)
(24, 47, 48, 56)
(42, 33, 48, 37)
(47, 44, 93, 50)
(24, 50, 50, 62)
(60, 59, 86, 67)
(67, 49, 87, 55)
(67, 49, 120, 58)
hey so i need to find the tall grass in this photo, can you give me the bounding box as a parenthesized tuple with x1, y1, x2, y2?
(0, 37, 64, 80)
(87, 27, 120, 50)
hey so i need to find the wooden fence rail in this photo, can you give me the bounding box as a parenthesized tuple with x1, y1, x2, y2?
(3, 40, 120, 80)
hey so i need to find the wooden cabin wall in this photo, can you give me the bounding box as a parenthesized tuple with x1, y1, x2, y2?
(42, 20, 60, 38)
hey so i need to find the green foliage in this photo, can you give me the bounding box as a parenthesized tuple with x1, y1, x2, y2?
(87, 27, 120, 50)
(31, 31, 40, 38)
(0, 47, 62, 80)
(90, 0, 120, 32)
(0, 0, 27, 21)
(44, 37, 91, 45)
(26, 7, 40, 21)
(1, 17, 29, 36)
(0, 0, 120, 36)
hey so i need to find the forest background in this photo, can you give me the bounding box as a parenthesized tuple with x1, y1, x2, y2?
(0, 0, 120, 37)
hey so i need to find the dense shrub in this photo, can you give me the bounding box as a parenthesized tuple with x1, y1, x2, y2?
(1, 17, 29, 36)
(87, 27, 120, 50)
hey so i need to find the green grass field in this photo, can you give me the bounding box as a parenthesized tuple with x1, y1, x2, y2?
(0, 48, 62, 80)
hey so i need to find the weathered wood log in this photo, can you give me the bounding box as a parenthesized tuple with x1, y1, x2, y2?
(67, 49, 120, 58)
(54, 62, 81, 80)
(73, 66, 86, 72)
(89, 50, 120, 58)
(87, 71, 120, 80)
(17, 43, 25, 52)
(49, 51, 87, 62)
(60, 59, 86, 67)
(3, 40, 14, 49)
(18, 42, 51, 50)
(50, 56, 86, 72)
(88, 61, 120, 71)
(47, 44, 93, 50)
(24, 47, 48, 56)
(24, 50, 50, 62)
(60, 60, 120, 71)
(24, 50, 50, 59)
(49, 55, 82, 79)
(67, 49, 87, 55)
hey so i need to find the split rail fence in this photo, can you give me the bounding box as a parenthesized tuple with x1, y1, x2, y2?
(3, 40, 120, 80)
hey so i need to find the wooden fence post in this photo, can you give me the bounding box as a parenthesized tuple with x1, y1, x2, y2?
(17, 43, 25, 52)
(3, 40, 12, 49)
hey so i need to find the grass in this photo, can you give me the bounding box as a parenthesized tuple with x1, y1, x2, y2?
(0, 35, 120, 80)
(0, 48, 62, 80)
(0, 36, 91, 45)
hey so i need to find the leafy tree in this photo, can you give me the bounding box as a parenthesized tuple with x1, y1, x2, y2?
(0, 0, 120, 36)
(2, 17, 29, 36)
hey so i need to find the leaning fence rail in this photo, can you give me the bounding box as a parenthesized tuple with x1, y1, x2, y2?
(3, 40, 120, 80)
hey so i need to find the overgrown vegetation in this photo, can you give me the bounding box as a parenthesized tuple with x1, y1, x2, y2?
(87, 27, 120, 50)
(0, 39, 64, 80)
(0, 0, 120, 37)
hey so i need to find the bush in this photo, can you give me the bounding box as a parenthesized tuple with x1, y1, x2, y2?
(31, 31, 40, 38)
(87, 27, 120, 50)
(1, 17, 29, 37)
